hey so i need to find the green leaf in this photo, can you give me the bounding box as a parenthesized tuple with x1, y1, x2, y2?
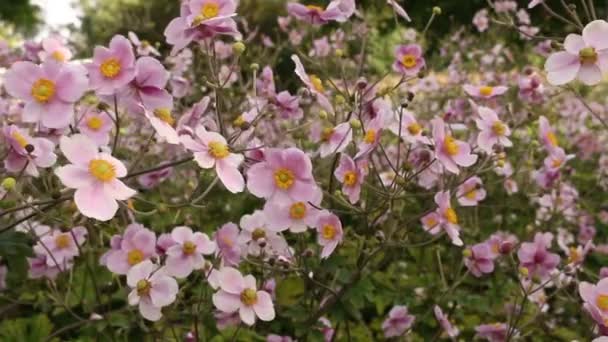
(276, 276, 305, 306)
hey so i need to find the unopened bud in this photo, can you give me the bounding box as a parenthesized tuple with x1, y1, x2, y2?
(462, 249, 473, 258)
(499, 241, 514, 254)
(97, 102, 110, 111)
(51, 192, 61, 200)
(232, 41, 246, 55)
(157, 203, 168, 213)
(250, 63, 260, 71)
(1, 177, 16, 190)
(318, 110, 328, 120)
(519, 267, 529, 277)
(303, 248, 314, 257)
(349, 118, 361, 129)
(432, 6, 442, 15)
(334, 48, 344, 58)
(335, 94, 346, 105)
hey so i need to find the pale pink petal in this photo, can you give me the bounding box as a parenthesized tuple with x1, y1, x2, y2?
(103, 180, 136, 201)
(139, 300, 162, 321)
(239, 306, 256, 326)
(246, 163, 275, 198)
(165, 255, 193, 278)
(74, 184, 118, 221)
(253, 291, 275, 321)
(216, 160, 245, 193)
(126, 260, 155, 287)
(212, 290, 241, 313)
(563, 34, 585, 54)
(171, 226, 193, 244)
(218, 267, 245, 294)
(150, 276, 178, 307)
(577, 64, 602, 85)
(583, 20, 608, 50)
(55, 165, 94, 188)
(60, 135, 97, 166)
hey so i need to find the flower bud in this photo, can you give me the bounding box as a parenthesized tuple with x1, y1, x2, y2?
(51, 191, 61, 200)
(1, 177, 16, 191)
(97, 102, 110, 111)
(232, 41, 246, 55)
(462, 249, 473, 258)
(519, 267, 529, 277)
(335, 94, 346, 105)
(432, 6, 442, 15)
(318, 110, 328, 120)
(250, 63, 260, 71)
(334, 48, 344, 58)
(499, 241, 514, 255)
(349, 118, 362, 129)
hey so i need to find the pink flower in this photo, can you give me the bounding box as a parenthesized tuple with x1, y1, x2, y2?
(543, 147, 574, 171)
(517, 232, 560, 279)
(247, 147, 318, 204)
(392, 44, 425, 76)
(238, 210, 289, 257)
(215, 222, 242, 266)
(28, 254, 65, 279)
(212, 267, 275, 326)
(292, 54, 333, 113)
(263, 188, 323, 233)
(475, 105, 512, 153)
(3, 59, 88, 128)
(3, 125, 56, 177)
(579, 278, 608, 328)
(165, 226, 215, 278)
(273, 91, 303, 120)
(55, 134, 136, 221)
(545, 20, 608, 86)
(475, 323, 511, 342)
(382, 305, 415, 338)
(538, 115, 559, 150)
(39, 36, 73, 62)
(164, 2, 240, 55)
(144, 107, 180, 144)
(421, 191, 463, 246)
(267, 335, 294, 342)
(463, 84, 508, 99)
(518, 70, 544, 103)
(473, 9, 489, 32)
(434, 305, 460, 338)
(137, 167, 173, 189)
(432, 117, 477, 174)
(389, 110, 430, 145)
(156, 233, 177, 256)
(33, 226, 87, 268)
(356, 117, 384, 158)
(119, 56, 172, 115)
(315, 211, 343, 258)
(456, 176, 486, 206)
(387, 0, 411, 22)
(334, 154, 367, 204)
(128, 31, 160, 56)
(86, 35, 136, 95)
(181, 126, 245, 193)
(317, 122, 352, 158)
(77, 107, 113, 146)
(127, 260, 178, 321)
(464, 242, 495, 277)
(104, 223, 157, 275)
(287, 0, 355, 25)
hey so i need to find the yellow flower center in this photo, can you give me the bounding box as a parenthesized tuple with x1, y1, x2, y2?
(322, 224, 337, 240)
(306, 5, 324, 11)
(401, 54, 417, 68)
(31, 78, 56, 103)
(551, 158, 563, 168)
(445, 208, 458, 224)
(51, 51, 66, 62)
(220, 235, 234, 247)
(100, 58, 121, 79)
(127, 249, 144, 265)
(567, 247, 581, 264)
(344, 171, 358, 186)
(492, 121, 506, 136)
(86, 116, 104, 131)
(136, 279, 151, 296)
(364, 129, 377, 144)
(201, 2, 220, 19)
(310, 75, 324, 93)
(233, 115, 246, 127)
(407, 122, 422, 135)
(88, 159, 117, 182)
(208, 141, 230, 159)
(182, 241, 197, 255)
(443, 136, 459, 156)
(252, 228, 266, 241)
(274, 168, 295, 189)
(240, 288, 258, 306)
(479, 86, 494, 97)
(55, 234, 71, 249)
(425, 216, 438, 229)
(546, 132, 558, 147)
(598, 294, 608, 311)
(491, 243, 500, 254)
(321, 127, 334, 142)
(579, 47, 598, 65)
(289, 202, 307, 220)
(153, 108, 175, 126)
(11, 131, 28, 148)
(465, 189, 477, 200)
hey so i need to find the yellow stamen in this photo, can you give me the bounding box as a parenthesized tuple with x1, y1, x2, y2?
(306, 5, 324, 11)
(343, 171, 358, 187)
(208, 141, 230, 159)
(289, 202, 307, 220)
(100, 58, 121, 79)
(492, 121, 506, 136)
(321, 224, 337, 240)
(55, 234, 71, 249)
(321, 127, 334, 142)
(364, 129, 377, 144)
(127, 249, 144, 265)
(182, 241, 197, 255)
(445, 208, 458, 224)
(240, 288, 258, 306)
(86, 116, 104, 131)
(88, 159, 116, 182)
(479, 86, 494, 97)
(201, 2, 220, 19)
(401, 54, 417, 69)
(31, 78, 56, 103)
(310, 75, 324, 93)
(579, 47, 598, 65)
(274, 168, 295, 189)
(51, 51, 66, 62)
(407, 122, 422, 135)
(137, 279, 151, 296)
(598, 294, 608, 311)
(11, 131, 28, 148)
(546, 132, 558, 147)
(465, 189, 477, 200)
(251, 228, 266, 241)
(443, 135, 459, 156)
(425, 217, 438, 229)
(153, 108, 175, 126)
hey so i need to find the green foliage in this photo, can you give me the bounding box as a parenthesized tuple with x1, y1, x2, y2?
(0, 0, 40, 36)
(0, 314, 57, 342)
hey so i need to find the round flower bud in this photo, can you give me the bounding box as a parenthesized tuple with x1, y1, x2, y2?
(319, 110, 328, 120)
(349, 118, 362, 129)
(335, 49, 344, 58)
(519, 267, 529, 277)
(97, 102, 110, 111)
(462, 249, 473, 258)
(232, 41, 246, 55)
(1, 177, 16, 191)
(432, 6, 442, 15)
(335, 94, 346, 105)
(250, 63, 260, 71)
